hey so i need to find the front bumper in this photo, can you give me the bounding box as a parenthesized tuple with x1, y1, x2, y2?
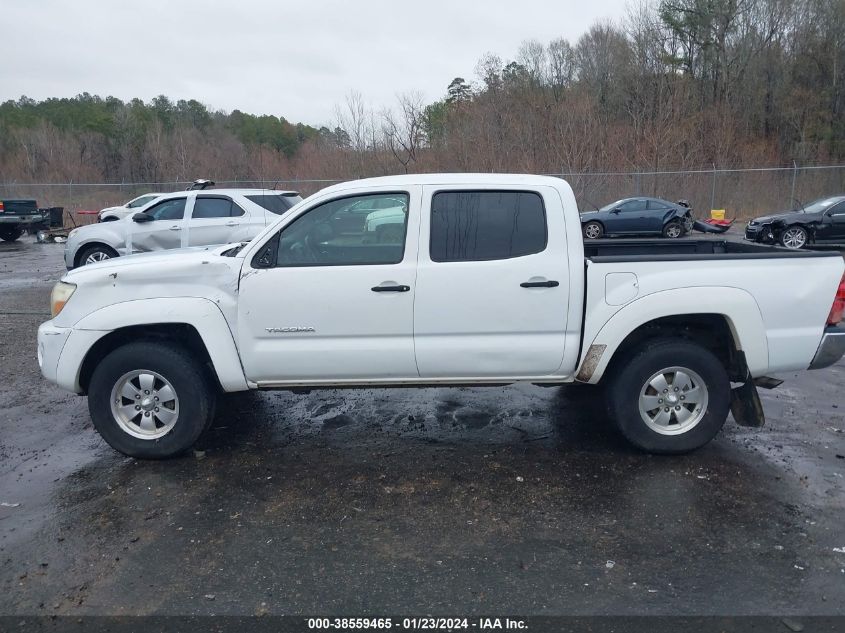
(744, 224, 774, 243)
(38, 321, 109, 393)
(809, 325, 845, 370)
(37, 321, 72, 385)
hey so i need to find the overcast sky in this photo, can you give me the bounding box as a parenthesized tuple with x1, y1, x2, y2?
(2, 0, 627, 126)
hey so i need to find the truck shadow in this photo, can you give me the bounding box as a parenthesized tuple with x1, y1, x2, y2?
(197, 383, 630, 456)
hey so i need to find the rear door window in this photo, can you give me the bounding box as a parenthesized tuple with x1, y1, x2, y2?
(192, 197, 245, 219)
(429, 191, 547, 262)
(246, 194, 301, 215)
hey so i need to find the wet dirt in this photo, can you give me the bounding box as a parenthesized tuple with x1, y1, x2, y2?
(1, 237, 844, 615)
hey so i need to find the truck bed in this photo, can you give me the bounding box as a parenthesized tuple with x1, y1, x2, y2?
(584, 238, 841, 262)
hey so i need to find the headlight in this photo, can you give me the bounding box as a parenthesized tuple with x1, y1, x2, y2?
(68, 228, 80, 239)
(50, 281, 77, 318)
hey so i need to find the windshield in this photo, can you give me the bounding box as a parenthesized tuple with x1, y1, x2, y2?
(128, 194, 158, 208)
(800, 197, 843, 214)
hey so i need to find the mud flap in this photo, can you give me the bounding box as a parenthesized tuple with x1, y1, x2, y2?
(731, 377, 766, 427)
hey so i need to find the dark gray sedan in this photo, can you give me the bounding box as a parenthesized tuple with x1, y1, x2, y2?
(580, 197, 693, 239)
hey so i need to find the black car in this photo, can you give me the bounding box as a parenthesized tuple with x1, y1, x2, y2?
(580, 197, 693, 240)
(745, 195, 845, 249)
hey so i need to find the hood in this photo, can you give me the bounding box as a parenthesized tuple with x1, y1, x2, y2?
(64, 243, 240, 279)
(54, 243, 244, 328)
(750, 210, 820, 224)
(99, 205, 123, 214)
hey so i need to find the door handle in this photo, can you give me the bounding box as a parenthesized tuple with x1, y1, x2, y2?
(225, 221, 237, 227)
(169, 226, 181, 231)
(520, 280, 559, 288)
(371, 284, 410, 292)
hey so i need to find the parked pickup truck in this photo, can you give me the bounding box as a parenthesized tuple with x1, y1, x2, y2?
(0, 198, 44, 242)
(37, 174, 845, 459)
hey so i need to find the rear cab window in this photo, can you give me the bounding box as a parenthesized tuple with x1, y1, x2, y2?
(429, 190, 547, 262)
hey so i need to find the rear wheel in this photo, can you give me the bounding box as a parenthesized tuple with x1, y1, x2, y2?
(606, 338, 731, 454)
(780, 225, 808, 249)
(0, 226, 23, 242)
(662, 220, 683, 238)
(88, 342, 216, 459)
(77, 244, 118, 266)
(583, 221, 604, 239)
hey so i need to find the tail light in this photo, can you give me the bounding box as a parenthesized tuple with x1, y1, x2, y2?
(826, 274, 845, 326)
(0, 202, 4, 213)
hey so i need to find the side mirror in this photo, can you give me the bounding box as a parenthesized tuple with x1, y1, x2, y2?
(611, 208, 621, 214)
(133, 212, 154, 223)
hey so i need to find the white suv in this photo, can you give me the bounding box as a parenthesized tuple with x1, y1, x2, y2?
(65, 189, 301, 268)
(98, 193, 164, 222)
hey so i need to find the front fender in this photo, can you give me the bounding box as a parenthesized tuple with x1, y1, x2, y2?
(65, 297, 248, 392)
(576, 287, 769, 384)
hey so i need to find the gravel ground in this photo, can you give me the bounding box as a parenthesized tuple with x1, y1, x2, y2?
(1, 236, 844, 617)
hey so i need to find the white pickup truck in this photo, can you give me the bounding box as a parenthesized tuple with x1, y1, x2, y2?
(37, 174, 845, 459)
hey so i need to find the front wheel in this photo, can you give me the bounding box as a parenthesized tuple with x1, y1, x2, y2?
(88, 341, 216, 459)
(780, 225, 808, 249)
(583, 221, 604, 239)
(77, 244, 118, 266)
(606, 339, 730, 454)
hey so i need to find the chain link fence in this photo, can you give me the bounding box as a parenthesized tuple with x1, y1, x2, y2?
(1, 166, 843, 228)
(553, 164, 845, 219)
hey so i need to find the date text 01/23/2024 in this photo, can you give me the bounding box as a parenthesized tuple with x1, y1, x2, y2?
(306, 618, 527, 630)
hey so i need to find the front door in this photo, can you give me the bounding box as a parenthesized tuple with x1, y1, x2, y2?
(413, 186, 570, 378)
(821, 201, 845, 242)
(236, 188, 421, 384)
(127, 196, 189, 253)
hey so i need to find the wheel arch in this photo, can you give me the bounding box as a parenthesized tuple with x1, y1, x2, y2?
(576, 287, 769, 384)
(74, 241, 119, 267)
(66, 298, 249, 394)
(582, 219, 605, 236)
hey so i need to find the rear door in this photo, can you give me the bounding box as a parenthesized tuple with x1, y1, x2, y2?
(413, 186, 569, 378)
(186, 195, 247, 246)
(127, 196, 189, 253)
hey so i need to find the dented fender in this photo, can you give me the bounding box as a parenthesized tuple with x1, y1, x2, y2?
(71, 297, 249, 392)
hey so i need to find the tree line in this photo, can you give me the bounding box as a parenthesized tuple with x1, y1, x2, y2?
(0, 0, 842, 192)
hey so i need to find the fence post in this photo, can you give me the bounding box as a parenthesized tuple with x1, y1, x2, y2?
(710, 164, 717, 212)
(790, 161, 797, 205)
(635, 170, 641, 196)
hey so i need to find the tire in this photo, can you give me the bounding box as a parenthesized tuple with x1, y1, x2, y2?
(662, 220, 683, 239)
(583, 221, 604, 239)
(0, 226, 23, 242)
(77, 244, 118, 267)
(779, 225, 808, 250)
(606, 338, 731, 454)
(88, 341, 216, 459)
